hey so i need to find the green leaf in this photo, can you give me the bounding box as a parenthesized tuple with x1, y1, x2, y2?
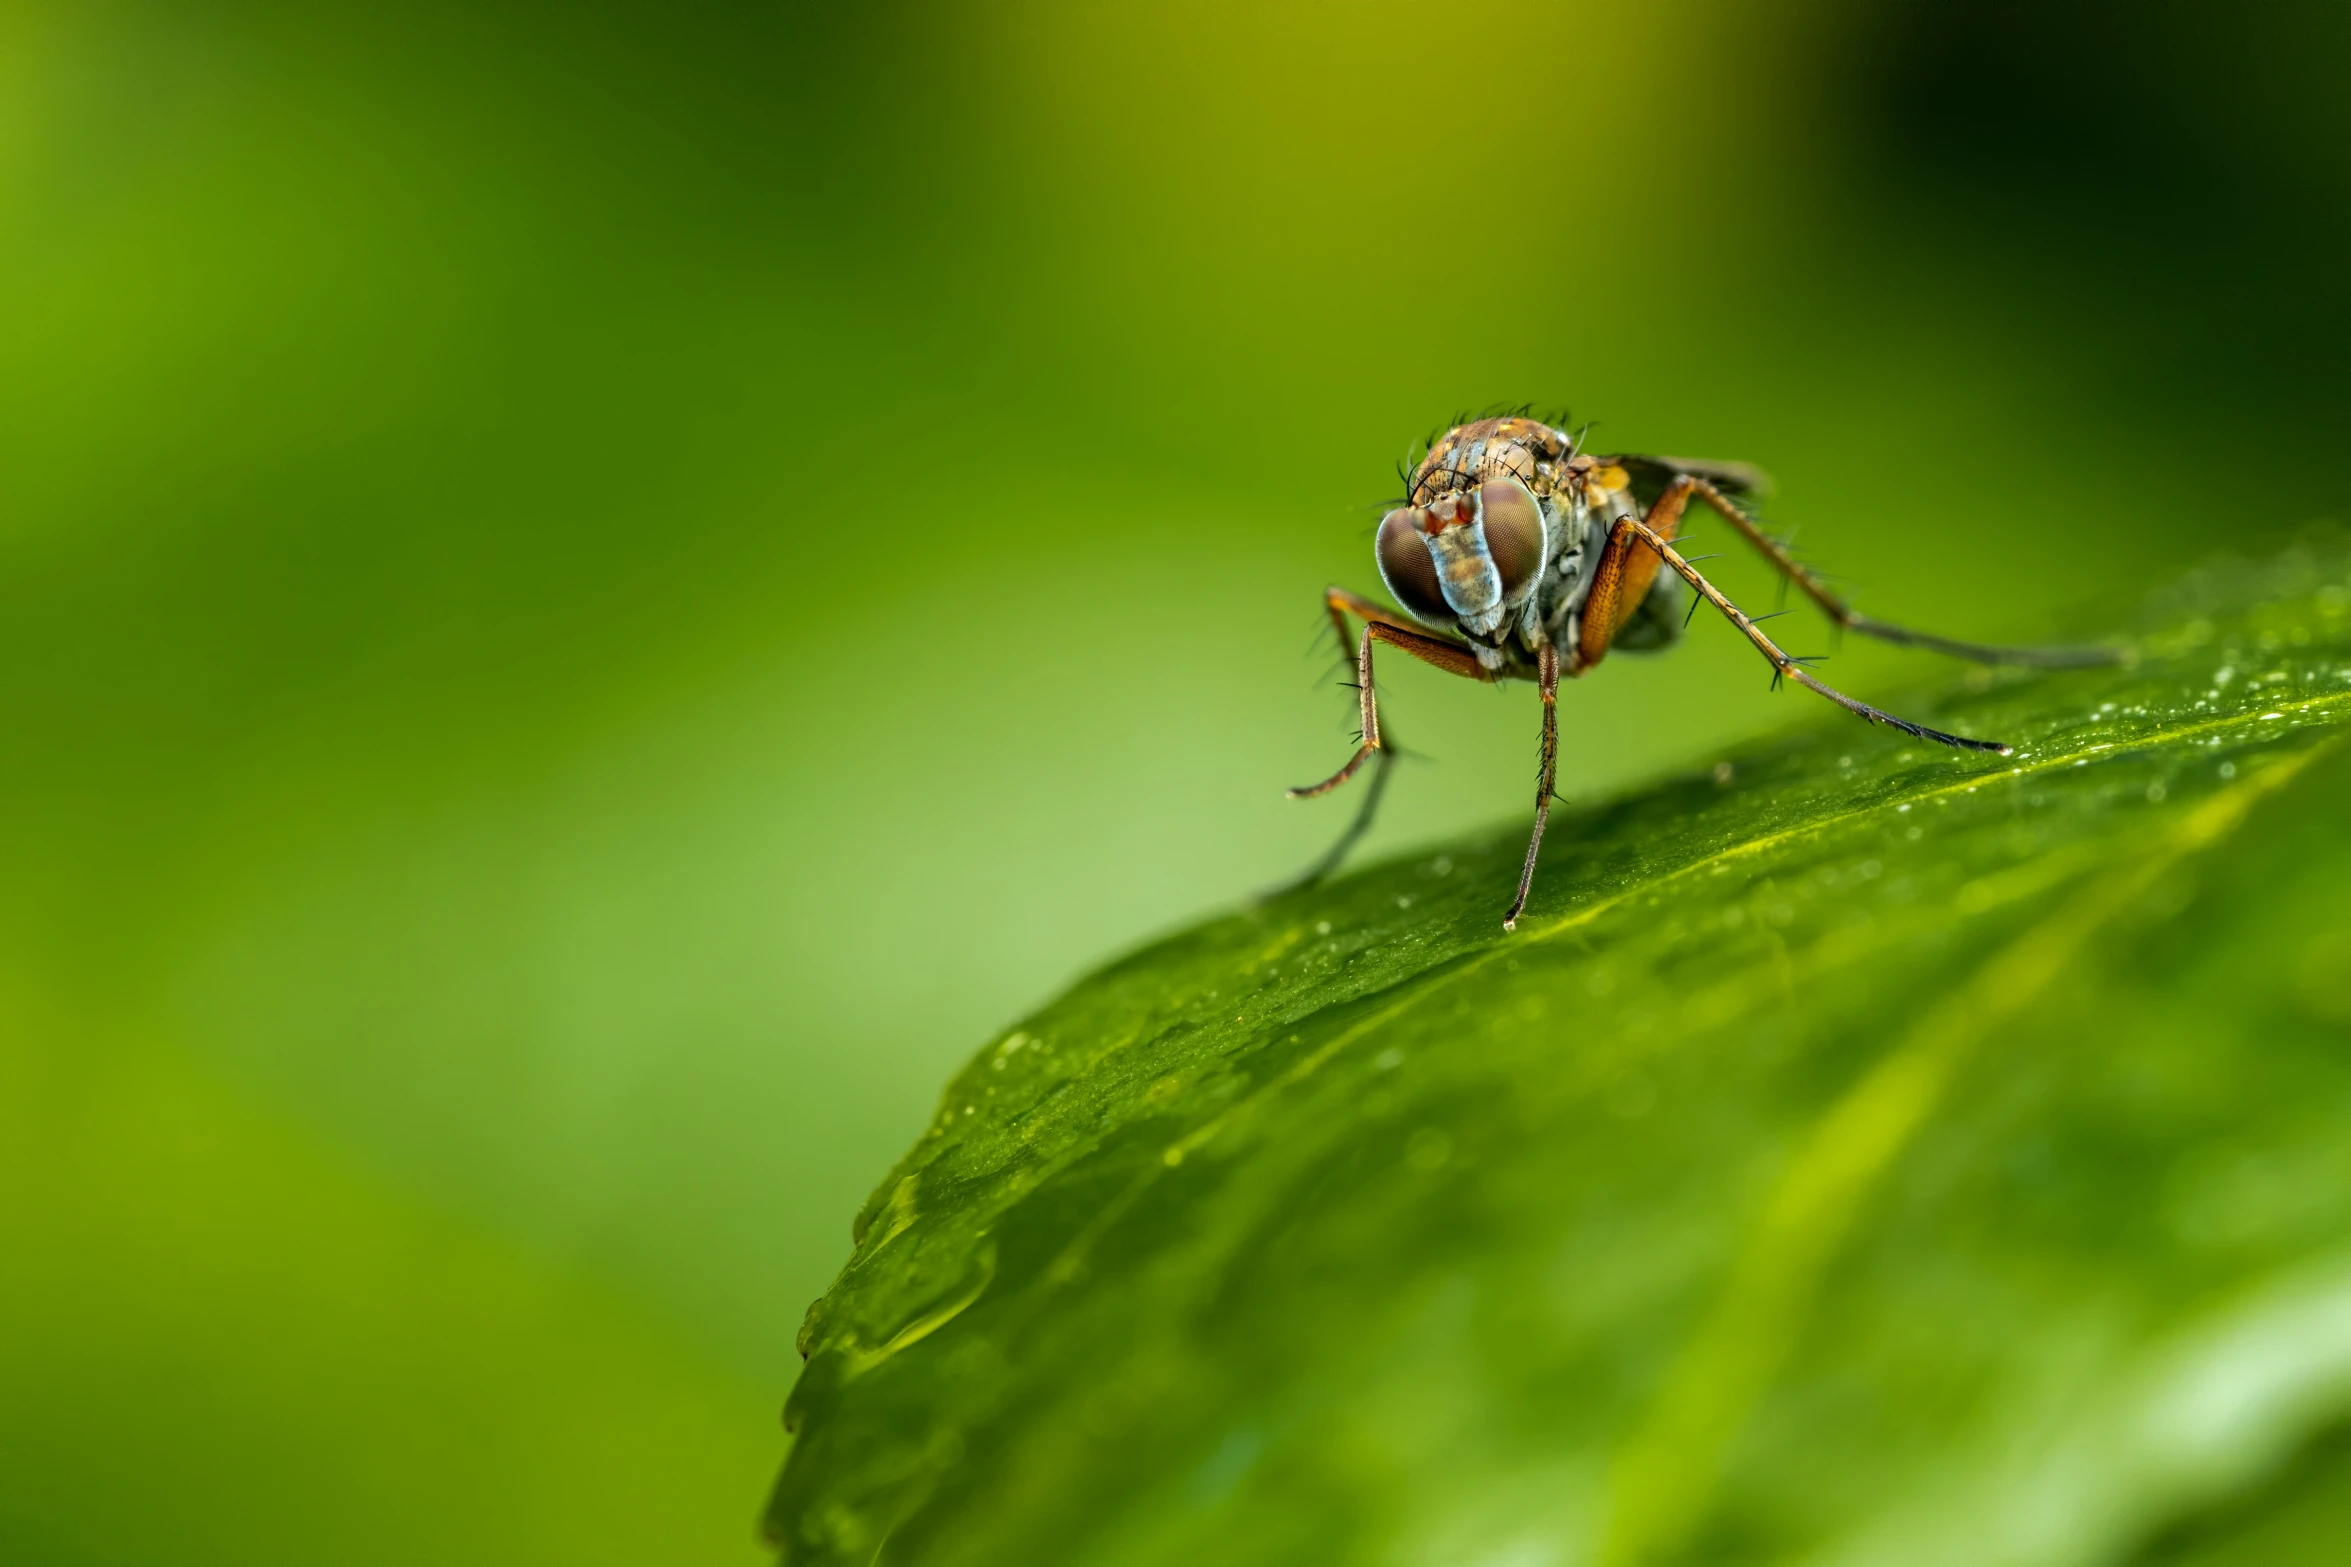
(768, 541, 2351, 1567)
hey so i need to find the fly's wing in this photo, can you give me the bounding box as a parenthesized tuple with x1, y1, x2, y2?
(1613, 453, 1775, 508)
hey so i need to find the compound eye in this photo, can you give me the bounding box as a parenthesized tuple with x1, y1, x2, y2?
(1478, 478, 1546, 599)
(1375, 507, 1452, 625)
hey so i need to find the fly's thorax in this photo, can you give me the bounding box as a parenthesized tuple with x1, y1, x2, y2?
(1410, 417, 1574, 510)
(1529, 468, 1633, 632)
(1578, 463, 1637, 521)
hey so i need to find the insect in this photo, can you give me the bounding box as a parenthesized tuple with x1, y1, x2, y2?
(1281, 413, 2119, 929)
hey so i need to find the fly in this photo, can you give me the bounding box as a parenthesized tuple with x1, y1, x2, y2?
(1277, 414, 2122, 929)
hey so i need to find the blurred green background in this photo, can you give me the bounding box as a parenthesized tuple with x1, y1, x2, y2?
(2, 1, 2344, 1561)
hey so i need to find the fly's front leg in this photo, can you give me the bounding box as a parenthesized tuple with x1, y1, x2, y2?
(1621, 518, 2012, 752)
(1289, 620, 1385, 799)
(1677, 475, 2126, 668)
(1503, 642, 1561, 930)
(1260, 587, 1488, 903)
(1288, 603, 1490, 795)
(1289, 588, 1490, 798)
(1259, 623, 1391, 903)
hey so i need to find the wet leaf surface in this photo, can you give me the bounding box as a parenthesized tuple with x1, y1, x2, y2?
(768, 541, 2351, 1567)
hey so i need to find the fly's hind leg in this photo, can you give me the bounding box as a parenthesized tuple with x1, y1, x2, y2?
(1614, 518, 2014, 752)
(1672, 474, 2127, 668)
(1258, 587, 1489, 904)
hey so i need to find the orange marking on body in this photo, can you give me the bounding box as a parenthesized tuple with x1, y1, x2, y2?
(1422, 496, 1472, 533)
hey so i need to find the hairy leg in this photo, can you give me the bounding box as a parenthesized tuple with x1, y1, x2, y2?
(1503, 642, 1562, 930)
(1619, 518, 2011, 752)
(1260, 588, 1490, 902)
(1678, 475, 2124, 668)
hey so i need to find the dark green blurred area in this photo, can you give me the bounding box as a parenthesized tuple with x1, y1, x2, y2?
(0, 1, 2342, 1560)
